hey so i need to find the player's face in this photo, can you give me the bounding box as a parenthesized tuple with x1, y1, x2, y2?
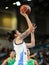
(27, 49, 30, 56)
(10, 51, 15, 58)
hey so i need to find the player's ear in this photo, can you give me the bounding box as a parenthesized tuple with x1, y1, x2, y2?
(14, 34, 17, 37)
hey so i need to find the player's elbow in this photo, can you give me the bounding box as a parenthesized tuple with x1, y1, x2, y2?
(29, 26, 33, 32)
(30, 43, 35, 47)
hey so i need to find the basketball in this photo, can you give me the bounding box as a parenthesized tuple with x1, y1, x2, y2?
(20, 4, 31, 14)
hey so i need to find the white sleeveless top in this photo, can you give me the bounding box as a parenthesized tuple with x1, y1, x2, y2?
(13, 39, 27, 65)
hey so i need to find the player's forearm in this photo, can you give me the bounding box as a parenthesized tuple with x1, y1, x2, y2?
(20, 12, 33, 32)
(26, 30, 35, 48)
(31, 32, 35, 47)
(25, 15, 33, 30)
(1, 59, 8, 65)
(34, 60, 38, 65)
(1, 63, 6, 65)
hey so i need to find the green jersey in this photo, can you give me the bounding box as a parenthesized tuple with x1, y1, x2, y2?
(7, 57, 15, 65)
(27, 59, 34, 65)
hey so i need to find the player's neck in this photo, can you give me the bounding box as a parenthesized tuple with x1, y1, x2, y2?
(27, 56, 30, 60)
(10, 57, 14, 59)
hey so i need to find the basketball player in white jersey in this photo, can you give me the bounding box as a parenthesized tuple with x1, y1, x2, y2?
(7, 12, 36, 65)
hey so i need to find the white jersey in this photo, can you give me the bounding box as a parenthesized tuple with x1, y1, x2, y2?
(13, 39, 27, 65)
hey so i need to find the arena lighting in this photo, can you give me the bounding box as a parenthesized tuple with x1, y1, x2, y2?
(27, 0, 32, 1)
(16, 1, 21, 6)
(5, 7, 9, 9)
(13, 2, 16, 5)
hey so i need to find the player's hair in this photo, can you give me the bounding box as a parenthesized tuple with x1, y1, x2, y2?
(7, 30, 16, 42)
(10, 50, 15, 53)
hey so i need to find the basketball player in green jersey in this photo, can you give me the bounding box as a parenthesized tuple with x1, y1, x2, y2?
(27, 49, 38, 65)
(1, 50, 15, 65)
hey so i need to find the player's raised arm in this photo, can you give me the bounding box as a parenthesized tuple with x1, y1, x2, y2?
(20, 12, 33, 39)
(34, 60, 39, 65)
(1, 59, 8, 65)
(26, 24, 37, 48)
